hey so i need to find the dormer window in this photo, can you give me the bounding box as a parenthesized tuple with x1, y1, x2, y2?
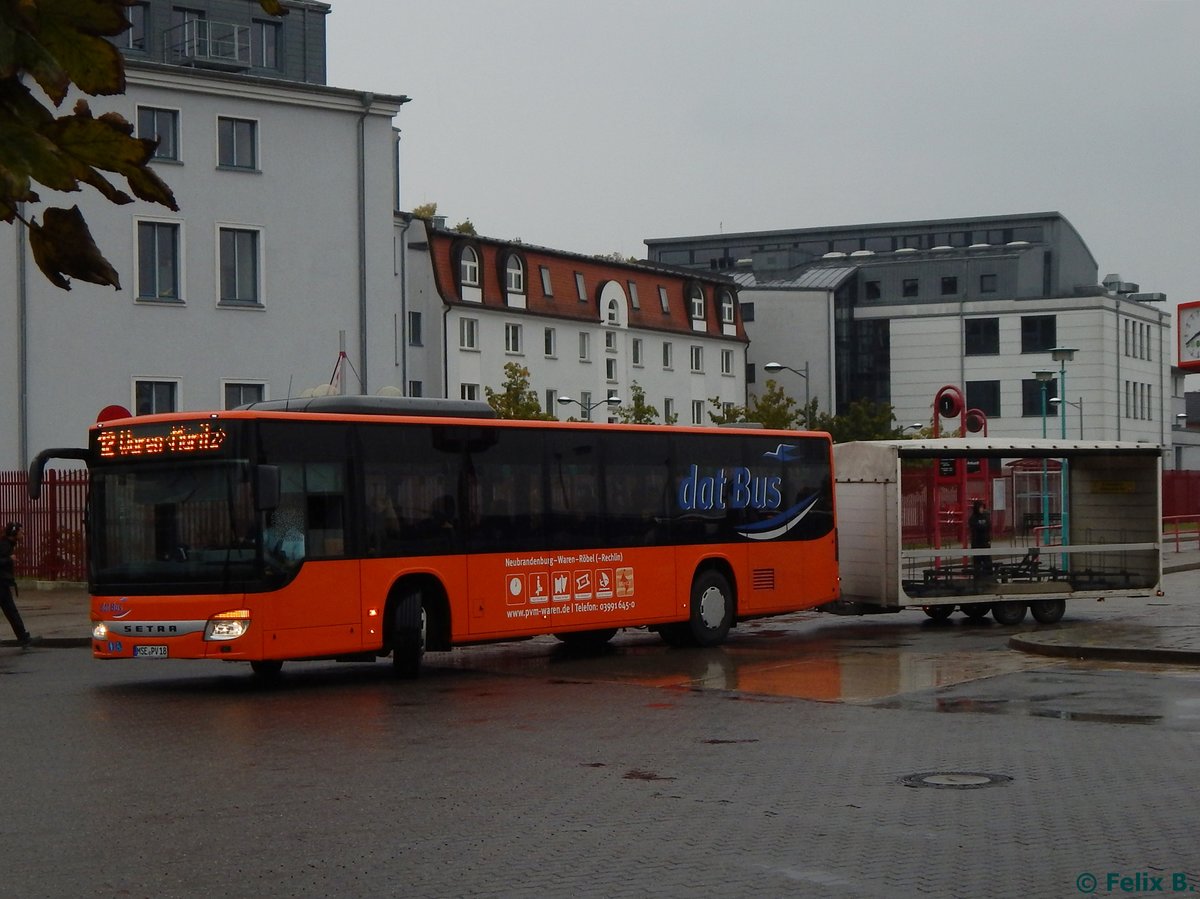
(689, 285, 705, 320)
(606, 299, 620, 324)
(720, 291, 735, 324)
(457, 243, 482, 302)
(506, 255, 525, 294)
(460, 246, 479, 287)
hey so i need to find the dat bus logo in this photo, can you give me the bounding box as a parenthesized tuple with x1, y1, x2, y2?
(677, 458, 785, 513)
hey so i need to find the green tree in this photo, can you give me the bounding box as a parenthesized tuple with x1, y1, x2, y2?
(453, 218, 477, 235)
(709, 379, 802, 430)
(813, 398, 899, 443)
(1, 0, 285, 290)
(615, 382, 661, 424)
(411, 201, 437, 219)
(485, 362, 554, 420)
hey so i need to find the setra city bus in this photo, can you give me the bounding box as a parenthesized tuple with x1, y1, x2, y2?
(30, 396, 839, 677)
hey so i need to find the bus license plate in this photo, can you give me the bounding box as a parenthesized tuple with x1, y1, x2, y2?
(133, 645, 168, 658)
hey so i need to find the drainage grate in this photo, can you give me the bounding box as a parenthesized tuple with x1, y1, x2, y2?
(900, 771, 1012, 790)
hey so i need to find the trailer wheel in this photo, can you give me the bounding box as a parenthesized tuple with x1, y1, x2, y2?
(688, 570, 734, 647)
(922, 605, 955, 622)
(961, 602, 990, 621)
(1029, 598, 1066, 624)
(991, 602, 1027, 625)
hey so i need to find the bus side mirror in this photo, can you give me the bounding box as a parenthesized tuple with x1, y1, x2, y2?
(256, 465, 280, 511)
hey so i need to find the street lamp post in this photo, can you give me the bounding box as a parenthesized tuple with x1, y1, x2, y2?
(1033, 369, 1055, 536)
(1050, 347, 1077, 571)
(1049, 396, 1083, 439)
(556, 394, 621, 421)
(762, 361, 810, 418)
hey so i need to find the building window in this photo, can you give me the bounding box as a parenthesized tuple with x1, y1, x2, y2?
(1022, 377, 1058, 417)
(720, 291, 735, 324)
(580, 391, 593, 421)
(941, 276, 958, 296)
(865, 281, 881, 301)
(662, 342, 673, 370)
(460, 246, 480, 287)
(689, 285, 705, 320)
(691, 400, 704, 425)
(459, 317, 478, 350)
(575, 272, 587, 301)
(409, 380, 423, 397)
(224, 382, 264, 409)
(659, 286, 670, 313)
(721, 349, 734, 375)
(627, 281, 640, 309)
(579, 332, 590, 361)
(979, 273, 998, 294)
(123, 2, 148, 50)
(605, 330, 617, 351)
(137, 221, 180, 301)
(218, 227, 260, 305)
(217, 117, 257, 170)
(606, 358, 617, 382)
(964, 318, 999, 355)
(540, 265, 553, 296)
(408, 311, 422, 346)
(545, 389, 557, 416)
(1021, 315, 1057, 353)
(632, 338, 643, 367)
(137, 107, 179, 161)
(965, 380, 1001, 417)
(544, 327, 556, 357)
(504, 322, 523, 354)
(461, 383, 480, 401)
(250, 20, 279, 69)
(741, 302, 754, 322)
(135, 379, 177, 415)
(664, 398, 675, 423)
(505, 255, 525, 295)
(902, 278, 919, 298)
(690, 346, 703, 373)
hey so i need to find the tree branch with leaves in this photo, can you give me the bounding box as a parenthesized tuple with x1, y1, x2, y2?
(1, 0, 285, 289)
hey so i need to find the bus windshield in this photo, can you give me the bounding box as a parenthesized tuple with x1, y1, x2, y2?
(90, 460, 272, 593)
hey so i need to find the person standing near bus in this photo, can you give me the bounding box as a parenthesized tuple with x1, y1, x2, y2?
(968, 500, 992, 579)
(1, 522, 34, 647)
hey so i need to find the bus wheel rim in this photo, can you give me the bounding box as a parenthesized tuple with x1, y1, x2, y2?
(699, 585, 727, 629)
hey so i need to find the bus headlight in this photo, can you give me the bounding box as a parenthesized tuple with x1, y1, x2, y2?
(204, 610, 251, 641)
(92, 621, 108, 640)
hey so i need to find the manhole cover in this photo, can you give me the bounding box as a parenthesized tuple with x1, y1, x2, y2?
(901, 771, 1012, 789)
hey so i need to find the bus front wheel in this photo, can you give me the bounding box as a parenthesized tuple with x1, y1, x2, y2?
(687, 570, 734, 647)
(392, 590, 426, 679)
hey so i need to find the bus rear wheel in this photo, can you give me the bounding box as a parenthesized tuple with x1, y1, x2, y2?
(922, 605, 955, 622)
(687, 570, 734, 647)
(1029, 598, 1066, 624)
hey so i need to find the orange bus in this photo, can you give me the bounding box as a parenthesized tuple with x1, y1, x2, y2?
(31, 396, 838, 677)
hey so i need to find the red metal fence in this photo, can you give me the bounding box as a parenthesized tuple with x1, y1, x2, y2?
(0, 469, 88, 581)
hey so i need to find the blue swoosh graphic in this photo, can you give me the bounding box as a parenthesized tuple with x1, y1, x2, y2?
(735, 493, 820, 541)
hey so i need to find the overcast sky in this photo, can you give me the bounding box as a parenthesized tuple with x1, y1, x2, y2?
(326, 0, 1199, 350)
